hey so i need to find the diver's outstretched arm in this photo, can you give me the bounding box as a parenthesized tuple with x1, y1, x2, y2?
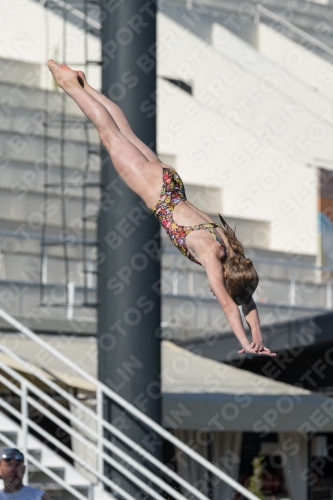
(203, 254, 276, 357)
(238, 300, 272, 355)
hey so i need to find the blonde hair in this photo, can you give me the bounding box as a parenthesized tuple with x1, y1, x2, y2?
(218, 214, 259, 305)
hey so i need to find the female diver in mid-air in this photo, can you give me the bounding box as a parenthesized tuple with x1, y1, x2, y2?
(47, 60, 276, 358)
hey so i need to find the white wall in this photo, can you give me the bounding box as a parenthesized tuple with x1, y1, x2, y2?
(258, 23, 333, 106)
(158, 13, 333, 165)
(0, 0, 101, 90)
(158, 0, 259, 48)
(211, 22, 333, 138)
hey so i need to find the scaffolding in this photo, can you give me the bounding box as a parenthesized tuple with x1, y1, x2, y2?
(40, 0, 102, 317)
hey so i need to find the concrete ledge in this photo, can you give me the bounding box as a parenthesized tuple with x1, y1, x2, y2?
(0, 107, 100, 143)
(0, 130, 101, 169)
(0, 79, 84, 118)
(0, 313, 97, 335)
(0, 57, 41, 87)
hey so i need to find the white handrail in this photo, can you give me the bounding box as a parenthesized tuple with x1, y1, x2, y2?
(164, 291, 327, 308)
(257, 4, 333, 58)
(0, 344, 209, 500)
(0, 360, 191, 500)
(0, 308, 260, 500)
(0, 344, 207, 500)
(25, 397, 165, 500)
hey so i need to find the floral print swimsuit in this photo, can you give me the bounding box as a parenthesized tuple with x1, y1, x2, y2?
(151, 167, 226, 266)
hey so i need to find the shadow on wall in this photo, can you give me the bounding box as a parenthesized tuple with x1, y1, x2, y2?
(158, 0, 259, 48)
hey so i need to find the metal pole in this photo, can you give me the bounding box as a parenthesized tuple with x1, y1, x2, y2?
(41, 246, 48, 284)
(290, 267, 296, 306)
(96, 386, 103, 482)
(172, 257, 179, 295)
(326, 275, 332, 309)
(98, 1, 161, 495)
(67, 281, 75, 320)
(21, 383, 29, 485)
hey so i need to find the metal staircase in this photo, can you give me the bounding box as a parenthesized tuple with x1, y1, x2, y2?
(0, 307, 260, 500)
(0, 412, 96, 500)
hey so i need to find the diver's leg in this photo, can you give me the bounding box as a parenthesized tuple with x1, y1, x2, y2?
(47, 60, 163, 207)
(77, 69, 162, 164)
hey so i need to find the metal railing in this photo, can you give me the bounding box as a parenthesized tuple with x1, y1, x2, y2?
(0, 278, 96, 320)
(0, 248, 333, 331)
(256, 4, 333, 58)
(0, 308, 260, 500)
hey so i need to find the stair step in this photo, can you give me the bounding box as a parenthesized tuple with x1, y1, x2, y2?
(0, 431, 18, 446)
(1, 159, 100, 191)
(29, 468, 66, 482)
(0, 131, 101, 170)
(29, 483, 90, 500)
(0, 107, 99, 143)
(0, 79, 81, 116)
(29, 482, 89, 490)
(0, 187, 98, 228)
(28, 449, 42, 462)
(0, 58, 41, 87)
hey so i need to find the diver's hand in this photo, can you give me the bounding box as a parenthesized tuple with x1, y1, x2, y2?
(238, 342, 276, 357)
(250, 340, 269, 353)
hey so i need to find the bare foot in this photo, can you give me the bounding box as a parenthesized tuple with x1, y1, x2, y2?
(46, 60, 82, 91)
(59, 64, 85, 88)
(77, 69, 101, 99)
(77, 70, 87, 88)
(77, 70, 98, 95)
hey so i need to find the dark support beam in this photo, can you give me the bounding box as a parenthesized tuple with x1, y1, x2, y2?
(98, 1, 161, 496)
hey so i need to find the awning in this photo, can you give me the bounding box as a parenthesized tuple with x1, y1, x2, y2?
(0, 352, 95, 392)
(162, 341, 333, 432)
